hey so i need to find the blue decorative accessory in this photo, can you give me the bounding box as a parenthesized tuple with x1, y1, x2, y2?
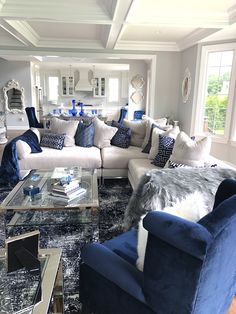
(111, 120, 131, 148)
(23, 185, 40, 197)
(78, 102, 85, 117)
(71, 99, 78, 116)
(40, 133, 65, 150)
(152, 134, 175, 167)
(75, 122, 95, 147)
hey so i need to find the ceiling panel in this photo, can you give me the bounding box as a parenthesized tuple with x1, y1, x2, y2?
(121, 25, 196, 42)
(28, 21, 102, 40)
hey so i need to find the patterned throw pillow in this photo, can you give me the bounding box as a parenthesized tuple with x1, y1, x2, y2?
(166, 160, 191, 168)
(111, 120, 131, 148)
(152, 135, 175, 167)
(40, 133, 65, 150)
(74, 122, 95, 147)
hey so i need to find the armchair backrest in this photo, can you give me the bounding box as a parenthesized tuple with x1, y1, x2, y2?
(142, 179, 236, 314)
(117, 107, 128, 124)
(25, 107, 43, 128)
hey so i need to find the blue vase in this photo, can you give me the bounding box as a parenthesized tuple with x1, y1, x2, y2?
(71, 99, 78, 116)
(79, 102, 85, 116)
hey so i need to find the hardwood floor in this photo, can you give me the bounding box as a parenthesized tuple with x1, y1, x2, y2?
(0, 130, 23, 162)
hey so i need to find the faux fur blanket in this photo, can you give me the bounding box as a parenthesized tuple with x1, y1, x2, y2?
(123, 167, 236, 230)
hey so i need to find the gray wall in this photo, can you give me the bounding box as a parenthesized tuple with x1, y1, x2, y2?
(177, 45, 198, 134)
(0, 60, 32, 129)
(153, 51, 181, 119)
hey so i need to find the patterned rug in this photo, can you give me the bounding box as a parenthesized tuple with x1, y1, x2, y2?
(1, 179, 132, 313)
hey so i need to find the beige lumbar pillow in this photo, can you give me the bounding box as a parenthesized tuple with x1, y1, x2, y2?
(169, 131, 211, 167)
(123, 119, 146, 147)
(93, 117, 117, 149)
(136, 191, 208, 271)
(148, 126, 180, 159)
(141, 117, 167, 149)
(50, 117, 78, 147)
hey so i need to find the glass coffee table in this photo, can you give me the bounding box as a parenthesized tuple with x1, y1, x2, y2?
(1, 167, 99, 228)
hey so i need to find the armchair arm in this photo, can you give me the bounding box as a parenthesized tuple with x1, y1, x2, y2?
(81, 243, 145, 302)
(143, 211, 213, 260)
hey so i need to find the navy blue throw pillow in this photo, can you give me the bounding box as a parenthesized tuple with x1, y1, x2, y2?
(40, 133, 65, 150)
(111, 120, 131, 149)
(75, 122, 95, 147)
(152, 135, 175, 167)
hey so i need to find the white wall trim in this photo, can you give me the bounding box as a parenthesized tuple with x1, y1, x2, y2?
(115, 40, 179, 51)
(0, 0, 6, 11)
(228, 4, 236, 25)
(37, 38, 104, 49)
(5, 20, 39, 46)
(7, 125, 28, 130)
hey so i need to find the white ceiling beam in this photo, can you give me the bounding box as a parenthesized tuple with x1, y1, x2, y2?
(228, 4, 236, 25)
(4, 20, 39, 46)
(102, 0, 134, 49)
(177, 28, 220, 51)
(0, 0, 6, 11)
(115, 40, 179, 52)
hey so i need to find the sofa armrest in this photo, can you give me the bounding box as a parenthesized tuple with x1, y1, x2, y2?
(143, 211, 213, 260)
(81, 243, 145, 302)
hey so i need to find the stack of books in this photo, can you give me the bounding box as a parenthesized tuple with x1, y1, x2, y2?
(50, 179, 86, 203)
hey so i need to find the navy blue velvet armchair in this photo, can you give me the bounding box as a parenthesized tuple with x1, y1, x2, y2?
(25, 107, 43, 128)
(80, 179, 236, 314)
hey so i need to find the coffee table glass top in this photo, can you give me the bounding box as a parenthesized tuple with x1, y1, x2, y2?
(1, 167, 98, 211)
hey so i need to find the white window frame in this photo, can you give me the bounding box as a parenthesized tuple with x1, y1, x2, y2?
(194, 43, 236, 144)
(107, 75, 120, 104)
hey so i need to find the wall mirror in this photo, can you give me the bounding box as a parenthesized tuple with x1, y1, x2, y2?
(3, 80, 25, 113)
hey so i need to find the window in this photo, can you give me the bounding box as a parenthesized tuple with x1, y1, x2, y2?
(108, 77, 119, 102)
(48, 76, 59, 101)
(195, 44, 236, 142)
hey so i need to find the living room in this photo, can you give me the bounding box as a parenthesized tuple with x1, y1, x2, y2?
(0, 0, 236, 313)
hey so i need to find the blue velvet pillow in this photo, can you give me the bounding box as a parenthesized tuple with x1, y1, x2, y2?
(40, 133, 65, 150)
(152, 134, 175, 167)
(75, 122, 95, 147)
(111, 120, 131, 149)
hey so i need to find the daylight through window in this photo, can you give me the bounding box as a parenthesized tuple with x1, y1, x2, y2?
(48, 76, 59, 101)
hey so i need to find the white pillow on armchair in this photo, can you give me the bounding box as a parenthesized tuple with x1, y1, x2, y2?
(136, 191, 208, 271)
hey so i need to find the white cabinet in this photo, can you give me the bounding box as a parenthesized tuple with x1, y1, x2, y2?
(61, 73, 74, 96)
(93, 77, 106, 97)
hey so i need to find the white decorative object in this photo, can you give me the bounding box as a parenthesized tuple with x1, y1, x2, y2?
(130, 91, 144, 104)
(3, 80, 25, 113)
(0, 111, 7, 144)
(131, 75, 145, 89)
(182, 68, 191, 103)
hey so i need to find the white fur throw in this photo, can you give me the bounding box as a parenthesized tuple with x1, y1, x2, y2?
(136, 191, 208, 271)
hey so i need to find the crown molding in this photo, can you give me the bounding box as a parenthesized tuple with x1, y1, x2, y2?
(115, 40, 179, 51)
(177, 28, 220, 51)
(37, 38, 104, 49)
(5, 20, 39, 46)
(228, 4, 236, 24)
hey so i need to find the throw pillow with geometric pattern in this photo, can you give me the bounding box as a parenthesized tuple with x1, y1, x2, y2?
(40, 133, 65, 150)
(74, 122, 95, 147)
(111, 120, 131, 149)
(152, 135, 175, 167)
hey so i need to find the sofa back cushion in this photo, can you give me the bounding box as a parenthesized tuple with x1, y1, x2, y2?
(93, 117, 118, 149)
(75, 122, 95, 147)
(50, 117, 78, 147)
(123, 119, 146, 147)
(142, 117, 167, 149)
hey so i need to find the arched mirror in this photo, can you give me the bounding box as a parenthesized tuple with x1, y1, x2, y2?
(3, 80, 25, 113)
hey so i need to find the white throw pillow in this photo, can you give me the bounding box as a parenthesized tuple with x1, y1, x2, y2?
(16, 140, 32, 160)
(93, 117, 117, 149)
(136, 191, 208, 271)
(169, 131, 211, 167)
(50, 117, 78, 147)
(141, 117, 167, 149)
(123, 119, 146, 147)
(148, 126, 180, 160)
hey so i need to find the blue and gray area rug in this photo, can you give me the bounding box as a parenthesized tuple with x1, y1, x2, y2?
(0, 179, 132, 314)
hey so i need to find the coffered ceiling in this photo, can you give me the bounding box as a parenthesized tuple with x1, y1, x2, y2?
(0, 0, 236, 58)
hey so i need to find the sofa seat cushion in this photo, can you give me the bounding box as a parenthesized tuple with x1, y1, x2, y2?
(103, 229, 138, 265)
(128, 159, 161, 185)
(102, 146, 148, 169)
(19, 146, 101, 170)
